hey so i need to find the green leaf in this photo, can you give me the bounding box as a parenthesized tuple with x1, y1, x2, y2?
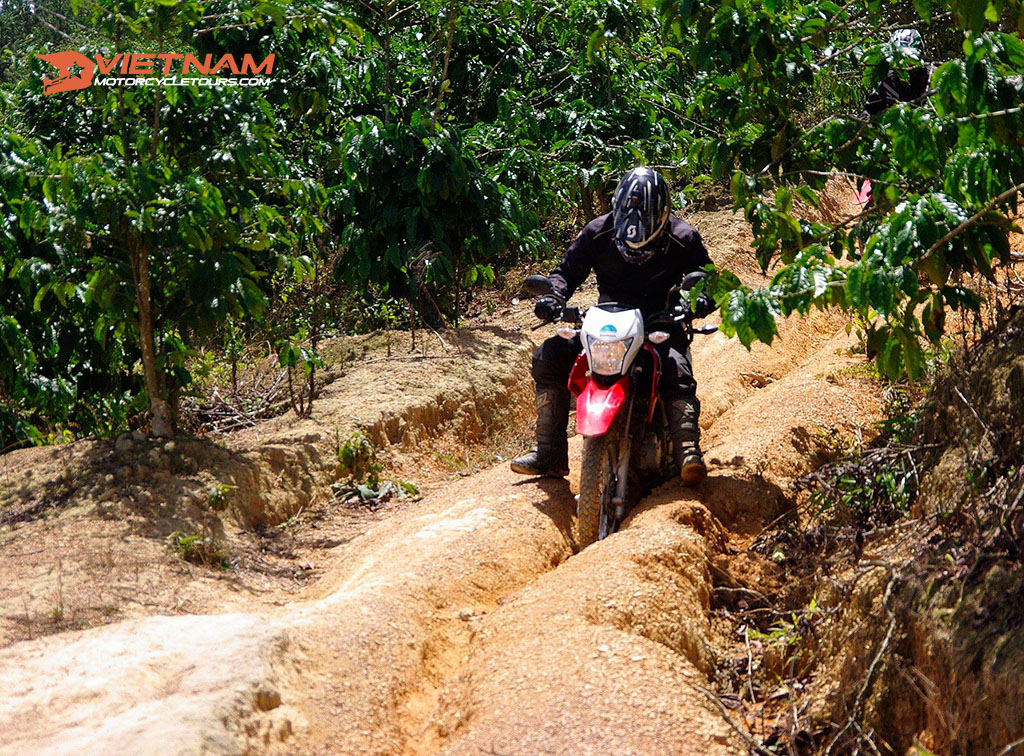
(898, 330, 924, 378)
(32, 284, 49, 312)
(1001, 33, 1024, 66)
(277, 341, 301, 368)
(587, 26, 606, 62)
(867, 271, 894, 316)
(256, 2, 286, 26)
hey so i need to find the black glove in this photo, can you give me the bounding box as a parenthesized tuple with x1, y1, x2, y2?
(534, 293, 565, 322)
(692, 291, 715, 319)
(678, 291, 714, 319)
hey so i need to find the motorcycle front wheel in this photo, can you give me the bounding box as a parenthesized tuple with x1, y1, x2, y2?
(575, 430, 619, 549)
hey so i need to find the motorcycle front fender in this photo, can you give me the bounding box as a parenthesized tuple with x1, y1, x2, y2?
(575, 377, 630, 437)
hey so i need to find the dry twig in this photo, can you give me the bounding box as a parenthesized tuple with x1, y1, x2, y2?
(689, 682, 775, 756)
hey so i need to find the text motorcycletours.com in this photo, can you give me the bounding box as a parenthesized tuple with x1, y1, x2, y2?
(93, 76, 272, 88)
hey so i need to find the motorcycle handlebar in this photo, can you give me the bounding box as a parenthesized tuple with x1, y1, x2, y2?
(531, 304, 716, 336)
(531, 306, 583, 330)
(656, 310, 718, 336)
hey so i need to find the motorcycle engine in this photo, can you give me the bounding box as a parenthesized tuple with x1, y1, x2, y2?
(634, 429, 663, 476)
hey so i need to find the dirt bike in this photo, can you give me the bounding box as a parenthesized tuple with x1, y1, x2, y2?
(524, 272, 717, 548)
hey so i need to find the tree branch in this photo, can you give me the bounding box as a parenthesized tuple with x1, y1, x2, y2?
(688, 683, 775, 756)
(919, 180, 1024, 264)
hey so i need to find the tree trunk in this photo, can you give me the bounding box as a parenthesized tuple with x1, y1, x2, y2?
(168, 377, 180, 433)
(307, 251, 322, 416)
(431, 0, 458, 132)
(409, 301, 417, 353)
(596, 181, 611, 215)
(130, 236, 171, 437)
(382, 0, 393, 126)
(580, 179, 595, 222)
(453, 253, 462, 328)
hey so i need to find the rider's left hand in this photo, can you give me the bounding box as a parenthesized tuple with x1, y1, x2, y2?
(693, 291, 715, 319)
(678, 291, 714, 319)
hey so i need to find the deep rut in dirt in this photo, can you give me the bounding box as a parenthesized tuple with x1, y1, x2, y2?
(373, 324, 880, 756)
(283, 472, 579, 756)
(398, 488, 739, 756)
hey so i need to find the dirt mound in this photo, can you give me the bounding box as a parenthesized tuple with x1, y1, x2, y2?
(287, 468, 577, 756)
(0, 613, 297, 756)
(0, 462, 580, 756)
(849, 306, 1024, 754)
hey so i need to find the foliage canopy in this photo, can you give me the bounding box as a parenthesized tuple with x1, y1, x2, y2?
(0, 0, 1022, 445)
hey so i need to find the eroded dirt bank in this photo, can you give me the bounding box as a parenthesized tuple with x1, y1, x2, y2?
(0, 325, 536, 646)
(0, 205, 885, 754)
(738, 304, 1024, 755)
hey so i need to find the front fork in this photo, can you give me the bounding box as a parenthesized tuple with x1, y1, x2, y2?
(610, 388, 637, 525)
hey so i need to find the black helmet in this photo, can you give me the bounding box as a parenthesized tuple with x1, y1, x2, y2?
(612, 166, 670, 264)
(890, 28, 923, 52)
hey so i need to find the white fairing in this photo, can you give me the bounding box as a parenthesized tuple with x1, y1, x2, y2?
(580, 305, 645, 376)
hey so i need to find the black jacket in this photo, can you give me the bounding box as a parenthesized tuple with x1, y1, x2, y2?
(861, 66, 931, 120)
(549, 212, 712, 316)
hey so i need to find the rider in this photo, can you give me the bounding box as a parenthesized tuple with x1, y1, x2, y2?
(510, 166, 715, 486)
(860, 28, 931, 121)
(855, 28, 932, 204)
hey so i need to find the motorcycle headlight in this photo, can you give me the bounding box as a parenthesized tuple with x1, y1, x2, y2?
(587, 336, 632, 376)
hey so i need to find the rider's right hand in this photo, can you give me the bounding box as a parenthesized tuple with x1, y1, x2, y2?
(534, 293, 565, 322)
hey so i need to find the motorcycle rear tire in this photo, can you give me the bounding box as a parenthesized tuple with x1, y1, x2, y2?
(575, 431, 617, 549)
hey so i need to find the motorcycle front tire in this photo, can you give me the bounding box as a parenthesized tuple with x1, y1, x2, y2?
(575, 430, 618, 549)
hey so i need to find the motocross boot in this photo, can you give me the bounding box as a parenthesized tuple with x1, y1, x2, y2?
(669, 396, 707, 486)
(510, 387, 570, 477)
